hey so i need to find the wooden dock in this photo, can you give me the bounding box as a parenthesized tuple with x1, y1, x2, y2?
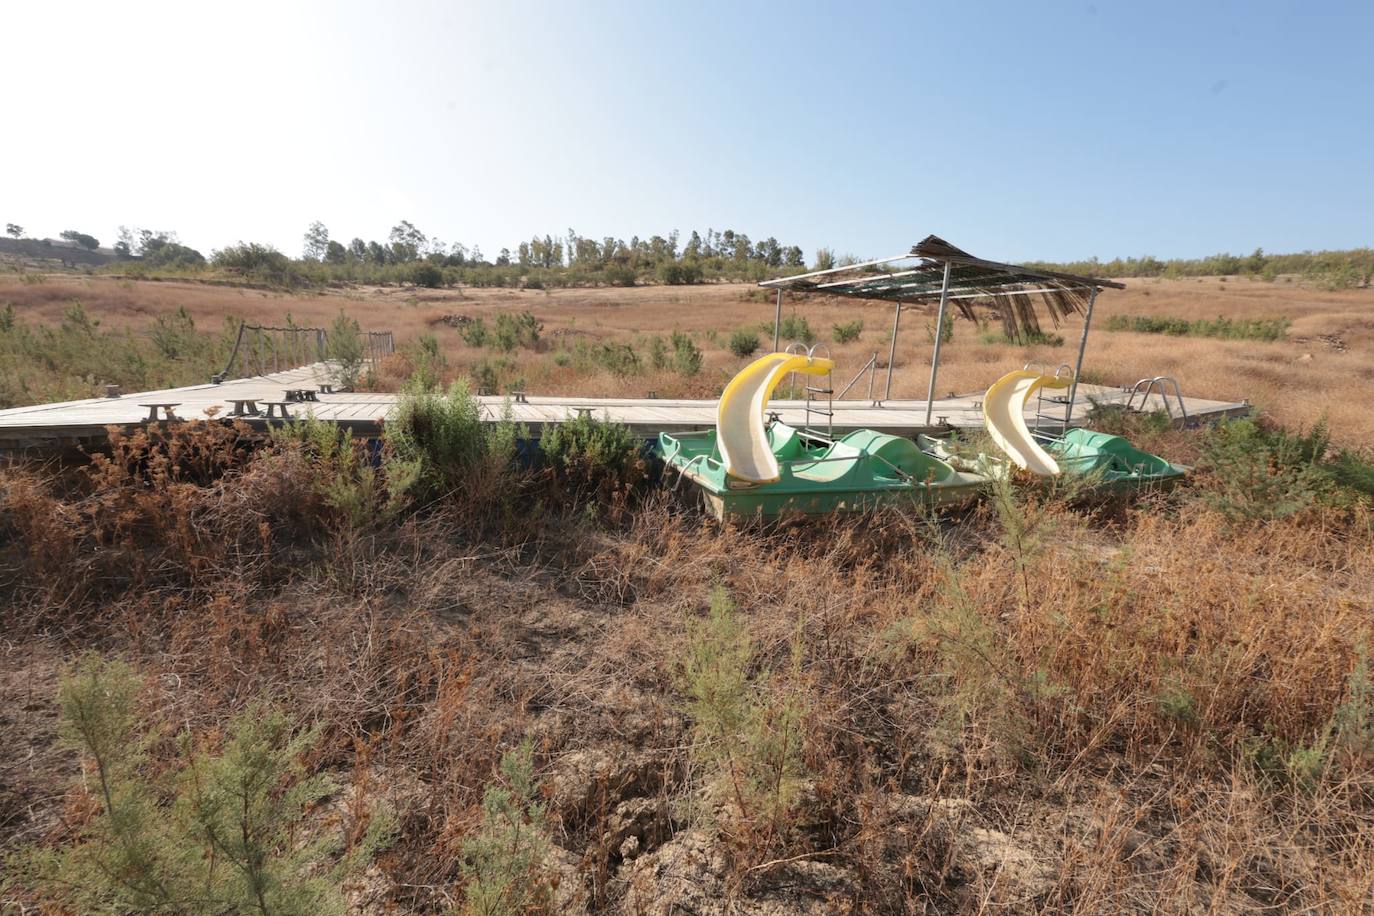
(0, 364, 1251, 451)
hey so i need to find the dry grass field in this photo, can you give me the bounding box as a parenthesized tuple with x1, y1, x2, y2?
(5, 273, 1371, 447)
(2, 272, 1372, 913)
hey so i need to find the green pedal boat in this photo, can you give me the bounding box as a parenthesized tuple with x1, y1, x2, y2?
(922, 427, 1187, 493)
(657, 422, 987, 521)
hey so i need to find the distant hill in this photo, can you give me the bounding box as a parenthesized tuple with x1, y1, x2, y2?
(0, 237, 113, 268)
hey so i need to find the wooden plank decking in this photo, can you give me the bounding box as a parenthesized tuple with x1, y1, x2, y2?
(0, 363, 1251, 451)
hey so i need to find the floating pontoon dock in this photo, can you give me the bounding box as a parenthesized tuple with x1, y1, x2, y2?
(0, 235, 1255, 453)
(0, 363, 1248, 453)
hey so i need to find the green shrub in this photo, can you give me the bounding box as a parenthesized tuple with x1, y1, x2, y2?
(325, 310, 365, 389)
(765, 314, 814, 345)
(647, 335, 668, 370)
(412, 262, 444, 288)
(573, 340, 641, 375)
(679, 588, 807, 829)
(461, 318, 489, 348)
(602, 265, 637, 287)
(9, 655, 390, 913)
(1196, 418, 1329, 520)
(275, 415, 418, 531)
(1104, 314, 1290, 341)
(727, 328, 759, 358)
(670, 330, 703, 375)
(540, 411, 645, 510)
(657, 261, 703, 285)
(386, 380, 510, 499)
(832, 319, 863, 343)
(490, 311, 540, 352)
(459, 740, 553, 915)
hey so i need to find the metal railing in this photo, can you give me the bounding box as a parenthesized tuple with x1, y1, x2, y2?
(784, 343, 834, 441)
(213, 322, 395, 384)
(1125, 376, 1188, 425)
(835, 351, 879, 402)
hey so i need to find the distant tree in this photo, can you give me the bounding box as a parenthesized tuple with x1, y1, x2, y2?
(813, 248, 835, 271)
(302, 221, 330, 261)
(449, 242, 469, 266)
(138, 230, 205, 268)
(366, 240, 389, 264)
(496, 248, 511, 267)
(470, 244, 484, 265)
(684, 230, 703, 260)
(5, 223, 22, 239)
(388, 220, 427, 262)
(324, 240, 348, 264)
(347, 238, 367, 261)
(756, 237, 782, 268)
(783, 246, 804, 268)
(60, 230, 100, 250)
(517, 241, 531, 267)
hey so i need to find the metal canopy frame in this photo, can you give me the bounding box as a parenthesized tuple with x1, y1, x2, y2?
(759, 235, 1124, 427)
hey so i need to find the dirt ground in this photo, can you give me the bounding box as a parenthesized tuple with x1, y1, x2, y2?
(5, 273, 1370, 447)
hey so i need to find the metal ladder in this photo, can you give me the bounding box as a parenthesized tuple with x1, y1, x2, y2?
(1125, 376, 1188, 426)
(1024, 362, 1076, 432)
(785, 343, 835, 442)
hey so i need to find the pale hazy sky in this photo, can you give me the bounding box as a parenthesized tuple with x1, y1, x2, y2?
(5, 0, 1371, 263)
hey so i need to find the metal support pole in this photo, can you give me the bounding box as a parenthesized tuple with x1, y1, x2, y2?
(772, 289, 783, 352)
(1064, 285, 1098, 428)
(923, 260, 954, 425)
(882, 303, 902, 401)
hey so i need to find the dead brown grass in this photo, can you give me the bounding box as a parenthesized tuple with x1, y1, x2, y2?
(2, 420, 1371, 912)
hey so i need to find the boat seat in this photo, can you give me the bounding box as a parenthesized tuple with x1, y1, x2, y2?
(790, 441, 865, 483)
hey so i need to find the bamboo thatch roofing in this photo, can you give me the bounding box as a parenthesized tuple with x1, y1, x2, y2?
(760, 235, 1124, 342)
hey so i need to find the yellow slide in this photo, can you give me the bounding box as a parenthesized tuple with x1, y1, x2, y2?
(983, 369, 1072, 476)
(717, 352, 834, 483)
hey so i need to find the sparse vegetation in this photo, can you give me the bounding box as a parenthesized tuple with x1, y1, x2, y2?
(765, 314, 814, 346)
(727, 328, 759, 357)
(1105, 313, 1291, 341)
(832, 319, 863, 343)
(7, 655, 391, 914)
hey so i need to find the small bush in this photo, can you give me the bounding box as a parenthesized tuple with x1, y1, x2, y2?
(602, 265, 637, 287)
(574, 340, 641, 375)
(832, 319, 863, 343)
(10, 654, 390, 913)
(679, 588, 807, 835)
(460, 318, 489, 348)
(412, 262, 444, 288)
(765, 314, 814, 345)
(325, 310, 365, 389)
(727, 328, 759, 358)
(459, 740, 553, 915)
(490, 311, 541, 352)
(1104, 314, 1290, 341)
(386, 380, 503, 500)
(670, 330, 703, 375)
(1195, 418, 1329, 520)
(657, 261, 703, 285)
(539, 411, 645, 512)
(646, 335, 668, 370)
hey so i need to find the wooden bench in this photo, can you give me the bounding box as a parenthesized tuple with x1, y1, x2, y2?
(139, 403, 180, 421)
(228, 399, 260, 417)
(262, 401, 294, 420)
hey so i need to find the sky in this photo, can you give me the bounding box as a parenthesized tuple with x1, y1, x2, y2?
(4, 0, 1371, 264)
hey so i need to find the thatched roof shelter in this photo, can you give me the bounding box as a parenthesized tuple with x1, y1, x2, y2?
(759, 235, 1125, 423)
